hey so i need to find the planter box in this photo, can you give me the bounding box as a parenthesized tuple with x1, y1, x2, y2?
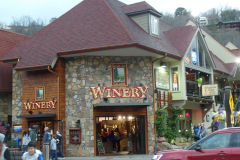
(195, 98, 202, 102)
(9, 148, 19, 152)
(187, 97, 195, 101)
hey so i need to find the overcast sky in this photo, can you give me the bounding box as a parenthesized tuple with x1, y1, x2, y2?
(1, 0, 239, 25)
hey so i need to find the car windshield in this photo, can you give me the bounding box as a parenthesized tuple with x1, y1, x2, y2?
(184, 134, 210, 150)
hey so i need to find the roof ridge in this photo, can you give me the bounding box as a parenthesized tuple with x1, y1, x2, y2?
(0, 29, 29, 37)
(103, 0, 135, 42)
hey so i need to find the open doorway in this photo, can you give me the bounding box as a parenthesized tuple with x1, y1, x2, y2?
(96, 115, 145, 155)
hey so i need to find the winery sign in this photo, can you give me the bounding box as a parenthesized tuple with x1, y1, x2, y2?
(24, 100, 57, 110)
(89, 86, 149, 99)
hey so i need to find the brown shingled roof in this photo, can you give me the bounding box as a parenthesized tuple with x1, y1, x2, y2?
(122, 1, 161, 15)
(0, 29, 28, 92)
(210, 51, 237, 75)
(164, 25, 197, 56)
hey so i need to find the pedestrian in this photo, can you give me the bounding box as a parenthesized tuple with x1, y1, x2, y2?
(128, 130, 134, 154)
(49, 135, 58, 160)
(22, 131, 31, 152)
(29, 126, 37, 143)
(0, 133, 11, 160)
(22, 141, 43, 160)
(208, 116, 219, 132)
(109, 130, 116, 153)
(194, 124, 201, 142)
(100, 129, 107, 151)
(115, 128, 121, 153)
(200, 123, 207, 138)
(56, 131, 64, 159)
(43, 127, 51, 145)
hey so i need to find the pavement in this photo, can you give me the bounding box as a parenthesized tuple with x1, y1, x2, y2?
(63, 154, 153, 160)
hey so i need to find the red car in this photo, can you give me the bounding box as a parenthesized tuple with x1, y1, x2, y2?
(152, 127, 240, 160)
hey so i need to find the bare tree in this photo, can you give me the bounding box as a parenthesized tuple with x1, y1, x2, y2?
(9, 15, 45, 36)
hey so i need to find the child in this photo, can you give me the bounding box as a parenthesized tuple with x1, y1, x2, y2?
(49, 134, 58, 160)
(22, 141, 43, 160)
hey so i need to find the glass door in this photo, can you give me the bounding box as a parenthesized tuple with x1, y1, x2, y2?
(135, 116, 145, 154)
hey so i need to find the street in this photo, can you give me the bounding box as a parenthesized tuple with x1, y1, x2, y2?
(64, 155, 152, 160)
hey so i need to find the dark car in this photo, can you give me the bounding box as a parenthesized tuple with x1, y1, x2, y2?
(152, 127, 240, 160)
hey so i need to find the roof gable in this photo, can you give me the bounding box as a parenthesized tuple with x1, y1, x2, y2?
(0, 29, 28, 92)
(2, 0, 184, 70)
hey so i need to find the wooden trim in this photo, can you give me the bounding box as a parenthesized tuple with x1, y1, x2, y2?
(94, 116, 97, 157)
(145, 115, 148, 154)
(14, 64, 50, 70)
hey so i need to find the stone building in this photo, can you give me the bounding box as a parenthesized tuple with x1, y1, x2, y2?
(2, 0, 239, 157)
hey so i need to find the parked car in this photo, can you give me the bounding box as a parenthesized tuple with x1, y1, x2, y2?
(152, 127, 240, 160)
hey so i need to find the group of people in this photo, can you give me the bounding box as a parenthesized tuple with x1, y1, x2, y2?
(100, 128, 121, 153)
(21, 126, 65, 160)
(193, 123, 207, 142)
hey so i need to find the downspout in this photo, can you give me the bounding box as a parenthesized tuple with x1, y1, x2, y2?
(152, 53, 167, 143)
(48, 66, 60, 130)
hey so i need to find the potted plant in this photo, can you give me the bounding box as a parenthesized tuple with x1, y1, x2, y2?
(155, 109, 167, 142)
(187, 96, 195, 101)
(195, 97, 202, 102)
(202, 98, 209, 103)
(7, 141, 18, 151)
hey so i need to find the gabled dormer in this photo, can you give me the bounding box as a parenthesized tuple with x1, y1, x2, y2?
(122, 1, 162, 38)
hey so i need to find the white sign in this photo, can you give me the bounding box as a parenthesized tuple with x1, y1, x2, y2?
(202, 84, 218, 96)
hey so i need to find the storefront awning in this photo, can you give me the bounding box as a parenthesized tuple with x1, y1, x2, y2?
(93, 102, 153, 107)
(17, 114, 56, 119)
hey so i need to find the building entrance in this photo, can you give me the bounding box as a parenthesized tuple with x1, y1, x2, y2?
(96, 115, 145, 155)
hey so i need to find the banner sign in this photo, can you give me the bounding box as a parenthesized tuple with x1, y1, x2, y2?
(154, 69, 169, 90)
(202, 84, 218, 96)
(89, 86, 149, 100)
(24, 100, 57, 110)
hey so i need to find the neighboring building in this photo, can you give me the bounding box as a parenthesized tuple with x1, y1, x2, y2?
(1, 0, 238, 157)
(225, 42, 238, 50)
(0, 24, 11, 30)
(199, 17, 208, 26)
(211, 21, 240, 32)
(0, 29, 28, 125)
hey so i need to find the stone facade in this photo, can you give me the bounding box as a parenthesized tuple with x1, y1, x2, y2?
(12, 70, 23, 138)
(65, 56, 155, 156)
(0, 94, 8, 121)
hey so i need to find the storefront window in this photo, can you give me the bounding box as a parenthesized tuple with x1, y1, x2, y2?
(198, 42, 204, 67)
(171, 67, 179, 91)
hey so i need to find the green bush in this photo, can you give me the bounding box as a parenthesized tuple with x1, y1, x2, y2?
(7, 141, 17, 148)
(155, 109, 167, 137)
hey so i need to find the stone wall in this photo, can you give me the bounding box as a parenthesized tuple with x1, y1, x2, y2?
(0, 94, 8, 121)
(12, 70, 23, 138)
(65, 56, 155, 156)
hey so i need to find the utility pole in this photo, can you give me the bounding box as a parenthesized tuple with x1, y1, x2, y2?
(224, 86, 231, 127)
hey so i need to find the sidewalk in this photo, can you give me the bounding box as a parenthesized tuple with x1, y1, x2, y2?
(64, 154, 152, 160)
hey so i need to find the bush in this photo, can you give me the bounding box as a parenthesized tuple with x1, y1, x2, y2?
(7, 141, 17, 148)
(155, 109, 167, 137)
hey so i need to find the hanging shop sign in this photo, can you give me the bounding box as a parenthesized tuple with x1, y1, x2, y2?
(89, 86, 149, 100)
(202, 84, 218, 96)
(154, 69, 169, 90)
(24, 100, 57, 110)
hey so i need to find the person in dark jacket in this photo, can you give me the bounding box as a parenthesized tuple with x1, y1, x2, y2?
(0, 133, 11, 160)
(56, 131, 64, 159)
(43, 127, 51, 145)
(29, 126, 37, 143)
(115, 128, 121, 152)
(194, 124, 201, 142)
(109, 130, 116, 153)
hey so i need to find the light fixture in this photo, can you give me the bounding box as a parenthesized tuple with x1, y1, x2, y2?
(233, 81, 234, 83)
(160, 61, 167, 68)
(224, 79, 225, 81)
(143, 98, 147, 102)
(103, 98, 108, 102)
(128, 116, 133, 120)
(155, 89, 158, 93)
(76, 120, 80, 127)
(190, 69, 192, 71)
(199, 72, 200, 74)
(28, 110, 33, 115)
(237, 58, 240, 63)
(118, 116, 122, 119)
(179, 130, 181, 132)
(207, 74, 208, 76)
(123, 116, 125, 119)
(216, 77, 217, 79)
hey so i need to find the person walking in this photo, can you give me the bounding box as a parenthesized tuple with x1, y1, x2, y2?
(109, 130, 116, 153)
(29, 126, 37, 143)
(22, 131, 31, 152)
(100, 129, 107, 152)
(200, 123, 207, 138)
(194, 124, 201, 142)
(49, 135, 58, 160)
(0, 133, 11, 160)
(115, 128, 121, 153)
(22, 141, 43, 160)
(43, 127, 51, 145)
(56, 131, 64, 159)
